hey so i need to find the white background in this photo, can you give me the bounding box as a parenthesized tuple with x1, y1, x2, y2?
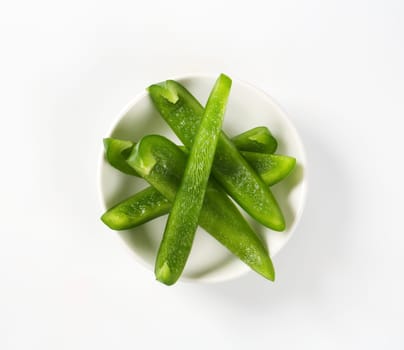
(1, 0, 403, 349)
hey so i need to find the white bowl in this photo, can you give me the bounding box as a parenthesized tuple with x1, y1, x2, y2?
(98, 74, 307, 283)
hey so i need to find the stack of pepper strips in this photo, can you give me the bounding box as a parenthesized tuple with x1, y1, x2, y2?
(101, 74, 296, 285)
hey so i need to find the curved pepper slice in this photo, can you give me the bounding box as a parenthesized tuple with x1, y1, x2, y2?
(232, 126, 278, 154)
(241, 152, 296, 186)
(101, 187, 170, 230)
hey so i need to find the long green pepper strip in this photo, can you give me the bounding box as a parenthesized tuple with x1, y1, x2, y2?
(148, 80, 285, 231)
(127, 134, 275, 282)
(154, 74, 232, 285)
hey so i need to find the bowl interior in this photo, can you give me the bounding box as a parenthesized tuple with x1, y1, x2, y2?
(99, 75, 307, 283)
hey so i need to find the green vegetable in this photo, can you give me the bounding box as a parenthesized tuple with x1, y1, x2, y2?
(241, 152, 296, 186)
(157, 74, 232, 285)
(148, 80, 285, 231)
(232, 126, 278, 154)
(101, 187, 170, 230)
(101, 138, 295, 230)
(127, 134, 275, 283)
(103, 138, 138, 176)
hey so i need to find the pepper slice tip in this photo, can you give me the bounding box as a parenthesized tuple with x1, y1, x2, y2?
(155, 261, 175, 285)
(148, 82, 179, 104)
(127, 141, 157, 177)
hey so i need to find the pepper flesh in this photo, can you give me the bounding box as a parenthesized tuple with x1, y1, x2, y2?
(101, 187, 170, 230)
(103, 138, 138, 176)
(232, 126, 278, 154)
(101, 137, 295, 229)
(241, 152, 296, 186)
(127, 134, 275, 283)
(148, 80, 285, 231)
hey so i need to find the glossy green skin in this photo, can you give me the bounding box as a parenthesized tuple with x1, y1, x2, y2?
(101, 137, 295, 232)
(232, 126, 278, 154)
(127, 135, 275, 283)
(101, 187, 170, 230)
(103, 138, 138, 176)
(241, 152, 296, 186)
(156, 74, 231, 285)
(148, 80, 285, 231)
